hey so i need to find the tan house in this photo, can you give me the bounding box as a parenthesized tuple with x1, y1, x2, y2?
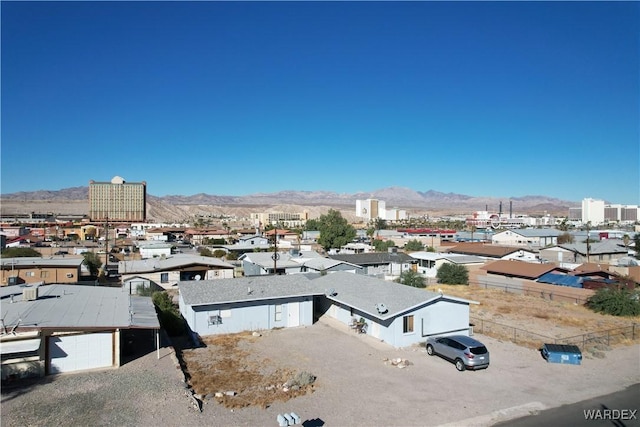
(1, 257, 85, 286)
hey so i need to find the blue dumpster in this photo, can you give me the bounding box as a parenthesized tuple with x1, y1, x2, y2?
(541, 344, 582, 365)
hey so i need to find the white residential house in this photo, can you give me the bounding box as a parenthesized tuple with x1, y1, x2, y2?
(491, 229, 563, 248)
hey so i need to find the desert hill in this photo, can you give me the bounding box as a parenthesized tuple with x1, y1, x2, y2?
(0, 186, 576, 223)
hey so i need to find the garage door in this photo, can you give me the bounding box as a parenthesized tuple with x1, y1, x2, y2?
(48, 332, 113, 374)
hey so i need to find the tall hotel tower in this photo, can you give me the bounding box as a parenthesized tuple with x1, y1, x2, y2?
(89, 176, 147, 222)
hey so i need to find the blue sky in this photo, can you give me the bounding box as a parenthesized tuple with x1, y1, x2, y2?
(2, 1, 638, 204)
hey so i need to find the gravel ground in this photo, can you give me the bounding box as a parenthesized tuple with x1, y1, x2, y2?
(2, 317, 639, 427)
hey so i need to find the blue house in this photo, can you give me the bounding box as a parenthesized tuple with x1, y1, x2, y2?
(178, 272, 475, 348)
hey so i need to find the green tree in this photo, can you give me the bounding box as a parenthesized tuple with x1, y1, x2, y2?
(199, 247, 214, 257)
(557, 232, 575, 244)
(586, 287, 640, 317)
(152, 291, 185, 336)
(305, 219, 320, 231)
(404, 239, 425, 251)
(395, 270, 426, 288)
(372, 239, 396, 252)
(436, 263, 469, 285)
(212, 249, 227, 258)
(83, 252, 103, 277)
(317, 209, 356, 252)
(1, 247, 42, 257)
(634, 233, 640, 260)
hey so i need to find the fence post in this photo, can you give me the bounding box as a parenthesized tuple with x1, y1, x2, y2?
(607, 330, 610, 347)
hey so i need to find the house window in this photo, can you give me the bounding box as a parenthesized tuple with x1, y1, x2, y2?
(275, 305, 283, 322)
(403, 315, 414, 334)
(160, 273, 169, 283)
(40, 271, 49, 278)
(26, 271, 35, 277)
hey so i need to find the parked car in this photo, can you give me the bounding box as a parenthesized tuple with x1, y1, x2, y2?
(54, 250, 69, 255)
(426, 335, 490, 371)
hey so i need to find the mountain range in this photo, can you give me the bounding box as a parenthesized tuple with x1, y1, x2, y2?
(1, 186, 576, 217)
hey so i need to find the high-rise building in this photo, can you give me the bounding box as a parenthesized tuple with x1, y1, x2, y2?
(89, 176, 146, 222)
(356, 199, 384, 222)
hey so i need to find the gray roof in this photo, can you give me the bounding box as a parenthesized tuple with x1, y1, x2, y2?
(559, 240, 628, 255)
(179, 272, 474, 321)
(1, 257, 84, 268)
(119, 254, 234, 274)
(310, 272, 474, 320)
(0, 284, 159, 330)
(328, 252, 414, 266)
(179, 274, 323, 306)
(498, 229, 564, 238)
(240, 251, 355, 271)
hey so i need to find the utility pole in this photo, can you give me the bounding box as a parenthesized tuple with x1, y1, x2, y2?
(271, 228, 279, 274)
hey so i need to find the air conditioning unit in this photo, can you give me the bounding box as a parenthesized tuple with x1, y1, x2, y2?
(22, 287, 38, 301)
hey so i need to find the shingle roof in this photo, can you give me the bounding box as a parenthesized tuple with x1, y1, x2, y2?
(559, 240, 628, 255)
(179, 272, 475, 321)
(310, 272, 474, 320)
(327, 252, 414, 266)
(480, 260, 558, 279)
(446, 243, 526, 258)
(179, 274, 322, 306)
(119, 254, 234, 274)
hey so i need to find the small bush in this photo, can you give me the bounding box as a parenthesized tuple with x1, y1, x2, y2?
(395, 270, 426, 288)
(436, 263, 469, 285)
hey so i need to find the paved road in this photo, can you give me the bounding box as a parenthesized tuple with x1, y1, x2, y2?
(494, 383, 640, 427)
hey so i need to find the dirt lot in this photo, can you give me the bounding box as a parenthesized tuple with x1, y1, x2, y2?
(2, 287, 639, 427)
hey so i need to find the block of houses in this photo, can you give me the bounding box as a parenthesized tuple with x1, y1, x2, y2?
(0, 284, 159, 380)
(119, 254, 235, 292)
(178, 272, 476, 348)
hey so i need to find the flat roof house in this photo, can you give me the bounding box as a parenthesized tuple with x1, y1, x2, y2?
(1, 284, 159, 380)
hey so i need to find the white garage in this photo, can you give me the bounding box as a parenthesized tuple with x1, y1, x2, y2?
(48, 332, 114, 374)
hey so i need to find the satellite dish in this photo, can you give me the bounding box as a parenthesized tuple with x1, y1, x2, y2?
(195, 274, 201, 281)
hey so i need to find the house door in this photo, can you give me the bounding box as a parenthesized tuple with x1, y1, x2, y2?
(287, 302, 300, 327)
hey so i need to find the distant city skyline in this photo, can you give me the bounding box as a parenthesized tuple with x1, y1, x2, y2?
(2, 2, 638, 204)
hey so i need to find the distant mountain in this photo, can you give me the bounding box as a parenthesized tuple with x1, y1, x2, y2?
(1, 186, 576, 216)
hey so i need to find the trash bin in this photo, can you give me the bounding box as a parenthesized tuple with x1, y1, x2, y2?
(541, 343, 582, 365)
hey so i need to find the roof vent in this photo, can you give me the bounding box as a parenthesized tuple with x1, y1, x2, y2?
(325, 288, 337, 297)
(375, 303, 388, 314)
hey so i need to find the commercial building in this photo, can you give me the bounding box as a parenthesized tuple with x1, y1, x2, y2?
(89, 176, 146, 222)
(578, 198, 639, 225)
(355, 199, 407, 222)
